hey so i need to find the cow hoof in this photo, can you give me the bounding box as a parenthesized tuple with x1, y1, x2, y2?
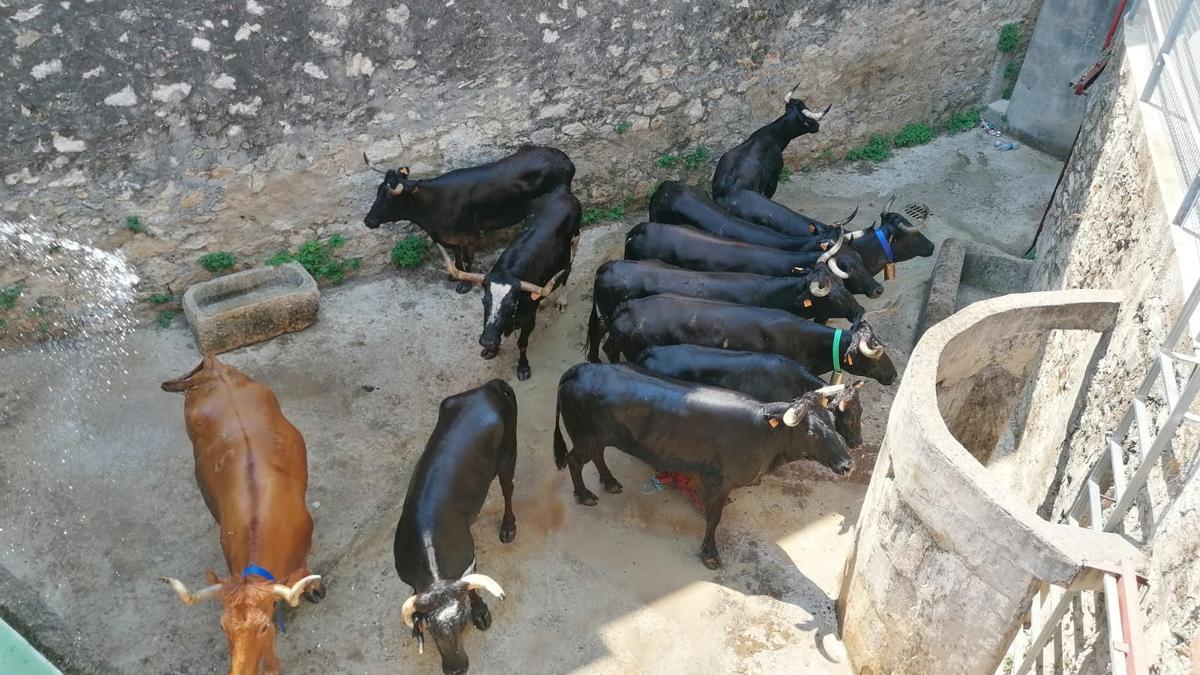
(516, 365, 531, 381)
(701, 555, 722, 570)
(472, 606, 492, 631)
(499, 522, 516, 544)
(303, 582, 327, 604)
(602, 479, 624, 494)
(574, 490, 599, 506)
(455, 281, 473, 294)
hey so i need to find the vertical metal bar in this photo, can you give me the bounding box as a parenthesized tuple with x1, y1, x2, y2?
(1117, 560, 1151, 675)
(1141, 0, 1197, 102)
(1175, 172, 1200, 225)
(1102, 574, 1128, 675)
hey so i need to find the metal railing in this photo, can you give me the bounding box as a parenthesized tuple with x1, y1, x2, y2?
(1140, 0, 1200, 234)
(1000, 277, 1200, 674)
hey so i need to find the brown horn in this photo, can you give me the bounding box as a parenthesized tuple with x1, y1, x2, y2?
(362, 152, 388, 174)
(881, 195, 896, 217)
(517, 269, 567, 299)
(160, 577, 222, 605)
(271, 575, 322, 607)
(435, 244, 485, 286)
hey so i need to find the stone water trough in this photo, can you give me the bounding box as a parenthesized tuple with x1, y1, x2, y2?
(918, 237, 1034, 337)
(182, 262, 319, 354)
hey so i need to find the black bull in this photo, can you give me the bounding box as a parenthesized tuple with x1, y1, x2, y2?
(436, 184, 582, 381)
(584, 259, 863, 363)
(553, 362, 851, 568)
(362, 145, 575, 292)
(634, 344, 866, 447)
(607, 294, 898, 385)
(648, 181, 852, 253)
(393, 380, 517, 675)
(624, 221, 885, 298)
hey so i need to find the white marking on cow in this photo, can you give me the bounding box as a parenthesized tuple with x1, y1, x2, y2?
(487, 283, 513, 326)
(422, 532, 440, 579)
(437, 602, 460, 622)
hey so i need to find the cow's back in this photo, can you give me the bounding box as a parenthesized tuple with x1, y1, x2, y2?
(184, 371, 312, 572)
(636, 345, 823, 402)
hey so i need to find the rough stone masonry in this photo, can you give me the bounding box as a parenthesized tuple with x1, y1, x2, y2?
(1, 0, 1038, 317)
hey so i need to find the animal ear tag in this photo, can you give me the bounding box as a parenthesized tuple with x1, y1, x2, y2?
(768, 418, 780, 428)
(820, 396, 829, 407)
(530, 292, 542, 300)
(802, 298, 813, 308)
(846, 354, 854, 366)
(819, 241, 831, 251)
(884, 263, 896, 281)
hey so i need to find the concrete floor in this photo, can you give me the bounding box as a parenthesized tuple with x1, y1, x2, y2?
(0, 130, 1058, 674)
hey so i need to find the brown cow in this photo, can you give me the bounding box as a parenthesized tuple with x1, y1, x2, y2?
(159, 355, 324, 675)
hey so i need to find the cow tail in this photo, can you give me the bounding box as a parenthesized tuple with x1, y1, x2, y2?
(553, 394, 568, 470)
(583, 296, 604, 362)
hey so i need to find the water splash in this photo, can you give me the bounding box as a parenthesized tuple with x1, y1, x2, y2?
(0, 219, 140, 551)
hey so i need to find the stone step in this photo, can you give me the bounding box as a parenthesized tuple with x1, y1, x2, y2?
(182, 262, 319, 354)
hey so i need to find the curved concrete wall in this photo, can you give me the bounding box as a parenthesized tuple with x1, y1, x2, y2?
(839, 290, 1140, 674)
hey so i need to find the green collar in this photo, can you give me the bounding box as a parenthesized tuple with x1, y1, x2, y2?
(832, 328, 843, 373)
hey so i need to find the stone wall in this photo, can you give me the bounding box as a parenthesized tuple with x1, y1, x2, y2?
(0, 0, 1039, 323)
(1014, 44, 1198, 671)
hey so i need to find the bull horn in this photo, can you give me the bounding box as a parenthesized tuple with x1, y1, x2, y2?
(816, 228, 844, 264)
(783, 80, 802, 103)
(802, 102, 832, 121)
(809, 278, 831, 298)
(844, 226, 871, 241)
(435, 244, 485, 286)
(814, 384, 846, 397)
(832, 206, 859, 227)
(857, 333, 883, 359)
(517, 269, 567, 299)
(271, 574, 322, 607)
(782, 406, 802, 427)
(827, 255, 849, 280)
(160, 577, 222, 605)
(899, 203, 931, 233)
(401, 594, 419, 628)
(462, 574, 506, 600)
(881, 195, 896, 217)
(386, 183, 409, 197)
(362, 152, 388, 174)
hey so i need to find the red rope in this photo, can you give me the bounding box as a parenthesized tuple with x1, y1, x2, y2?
(654, 471, 706, 512)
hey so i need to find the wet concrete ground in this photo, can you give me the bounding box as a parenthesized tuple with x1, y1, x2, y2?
(0, 129, 1058, 674)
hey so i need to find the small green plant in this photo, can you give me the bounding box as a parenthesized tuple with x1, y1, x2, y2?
(156, 310, 175, 329)
(845, 135, 892, 162)
(893, 123, 934, 148)
(683, 146, 711, 171)
(264, 249, 294, 266)
(819, 148, 834, 162)
(124, 215, 144, 233)
(265, 236, 359, 283)
(0, 318, 6, 330)
(997, 23, 1021, 53)
(0, 286, 22, 310)
(391, 235, 429, 269)
(147, 292, 174, 305)
(778, 165, 793, 184)
(944, 107, 982, 133)
(199, 251, 237, 273)
(1004, 61, 1021, 81)
(656, 153, 681, 169)
(583, 195, 634, 225)
(614, 121, 633, 135)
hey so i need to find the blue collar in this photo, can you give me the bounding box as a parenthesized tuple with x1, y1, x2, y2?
(242, 564, 275, 581)
(874, 227, 895, 263)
